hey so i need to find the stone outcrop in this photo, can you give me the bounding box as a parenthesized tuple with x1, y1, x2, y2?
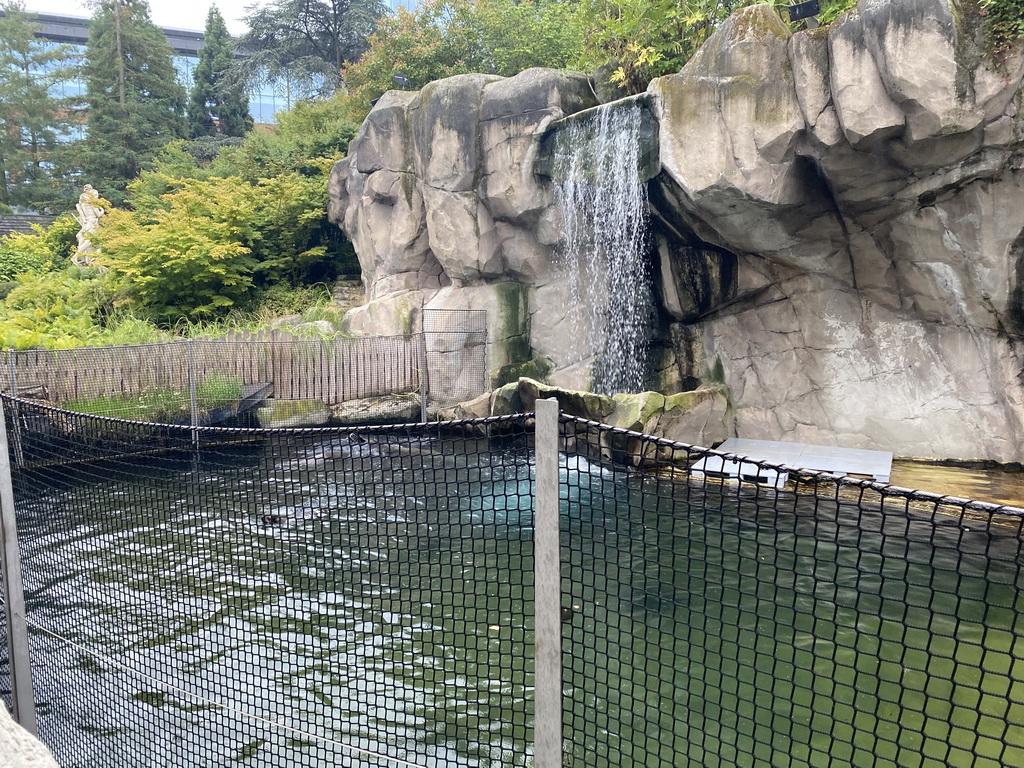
(0, 704, 59, 767)
(330, 0, 1024, 462)
(648, 0, 1024, 461)
(438, 377, 732, 453)
(329, 69, 598, 388)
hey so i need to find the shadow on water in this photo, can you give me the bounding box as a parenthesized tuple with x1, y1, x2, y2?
(11, 439, 1024, 767)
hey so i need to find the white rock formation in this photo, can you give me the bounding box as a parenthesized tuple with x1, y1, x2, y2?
(0, 704, 59, 767)
(330, 0, 1024, 461)
(649, 0, 1024, 460)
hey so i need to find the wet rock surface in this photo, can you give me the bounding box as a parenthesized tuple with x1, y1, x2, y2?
(330, 0, 1024, 461)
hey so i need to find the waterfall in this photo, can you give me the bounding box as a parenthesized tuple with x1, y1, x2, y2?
(551, 101, 653, 396)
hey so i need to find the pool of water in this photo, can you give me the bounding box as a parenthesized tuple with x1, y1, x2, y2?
(11, 436, 1024, 767)
(890, 461, 1024, 508)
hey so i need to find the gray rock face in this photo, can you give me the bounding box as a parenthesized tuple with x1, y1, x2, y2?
(648, 0, 1024, 461)
(330, 69, 596, 297)
(330, 0, 1024, 462)
(0, 704, 59, 767)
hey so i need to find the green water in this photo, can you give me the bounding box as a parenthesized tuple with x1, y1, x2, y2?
(12, 440, 1024, 767)
(561, 468, 1024, 768)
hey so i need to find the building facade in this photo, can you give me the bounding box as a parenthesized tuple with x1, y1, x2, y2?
(15, 11, 296, 127)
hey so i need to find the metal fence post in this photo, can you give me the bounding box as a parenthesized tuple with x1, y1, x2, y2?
(0, 397, 37, 734)
(534, 398, 562, 768)
(187, 339, 199, 450)
(5, 355, 23, 469)
(417, 312, 430, 424)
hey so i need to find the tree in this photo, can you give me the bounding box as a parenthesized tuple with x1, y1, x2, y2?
(572, 0, 869, 96)
(0, 2, 81, 211)
(343, 0, 584, 113)
(187, 5, 252, 138)
(232, 0, 388, 99)
(97, 177, 258, 321)
(80, 0, 186, 205)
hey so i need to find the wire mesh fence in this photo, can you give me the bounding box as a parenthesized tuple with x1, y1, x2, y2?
(0, 309, 487, 427)
(422, 310, 488, 409)
(558, 416, 1024, 768)
(3, 397, 536, 767)
(0, 397, 1023, 767)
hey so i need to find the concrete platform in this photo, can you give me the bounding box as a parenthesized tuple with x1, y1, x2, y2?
(692, 438, 893, 489)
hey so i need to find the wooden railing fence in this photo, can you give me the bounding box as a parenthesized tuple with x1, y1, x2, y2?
(1, 329, 422, 406)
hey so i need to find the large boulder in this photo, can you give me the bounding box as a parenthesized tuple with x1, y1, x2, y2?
(645, 0, 1024, 461)
(330, 69, 596, 294)
(330, 68, 598, 385)
(330, 0, 1024, 461)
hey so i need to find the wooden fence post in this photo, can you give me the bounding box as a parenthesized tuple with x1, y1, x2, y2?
(0, 397, 37, 734)
(533, 397, 562, 768)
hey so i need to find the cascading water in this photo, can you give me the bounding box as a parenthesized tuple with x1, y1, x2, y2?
(551, 100, 654, 395)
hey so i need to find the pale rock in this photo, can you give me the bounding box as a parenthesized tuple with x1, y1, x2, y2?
(257, 399, 331, 428)
(828, 14, 906, 148)
(331, 395, 421, 425)
(447, 392, 492, 420)
(342, 291, 423, 337)
(0, 705, 59, 767)
(609, 391, 666, 432)
(517, 378, 615, 420)
(491, 381, 522, 416)
(329, 0, 1024, 462)
(646, 389, 733, 450)
(650, 4, 840, 260)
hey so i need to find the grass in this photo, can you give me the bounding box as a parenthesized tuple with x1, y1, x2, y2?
(63, 375, 244, 422)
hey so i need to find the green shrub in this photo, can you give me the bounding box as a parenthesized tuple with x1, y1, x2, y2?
(981, 0, 1024, 65)
(196, 374, 244, 406)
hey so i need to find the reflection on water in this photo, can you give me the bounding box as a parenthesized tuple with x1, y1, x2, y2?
(12, 438, 1024, 767)
(890, 461, 1024, 508)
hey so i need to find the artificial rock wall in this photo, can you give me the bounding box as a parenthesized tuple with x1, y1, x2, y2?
(329, 0, 1024, 461)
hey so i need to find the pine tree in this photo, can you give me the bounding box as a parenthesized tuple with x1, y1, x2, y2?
(80, 0, 186, 205)
(187, 6, 252, 138)
(235, 0, 387, 98)
(0, 2, 80, 212)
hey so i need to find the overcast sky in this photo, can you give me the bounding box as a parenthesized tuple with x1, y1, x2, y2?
(22, 0, 254, 35)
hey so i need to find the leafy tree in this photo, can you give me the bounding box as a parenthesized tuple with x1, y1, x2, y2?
(217, 96, 361, 180)
(0, 213, 79, 280)
(0, 2, 80, 211)
(80, 0, 187, 205)
(0, 267, 127, 350)
(473, 0, 584, 75)
(187, 5, 252, 138)
(233, 0, 388, 99)
(572, 0, 739, 95)
(343, 0, 583, 113)
(96, 177, 259, 321)
(572, 0, 874, 95)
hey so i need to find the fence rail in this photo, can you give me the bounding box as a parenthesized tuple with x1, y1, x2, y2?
(1, 397, 1022, 767)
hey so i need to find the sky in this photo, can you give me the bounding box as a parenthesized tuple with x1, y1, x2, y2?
(22, 0, 255, 35)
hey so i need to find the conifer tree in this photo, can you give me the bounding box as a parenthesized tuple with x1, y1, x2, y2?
(0, 2, 80, 211)
(235, 0, 387, 98)
(80, 0, 186, 205)
(187, 6, 252, 138)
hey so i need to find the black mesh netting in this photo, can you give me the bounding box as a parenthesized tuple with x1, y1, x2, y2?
(1, 397, 1023, 767)
(4, 397, 534, 767)
(557, 417, 1024, 768)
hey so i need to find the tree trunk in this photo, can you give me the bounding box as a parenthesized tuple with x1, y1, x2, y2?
(114, 0, 127, 106)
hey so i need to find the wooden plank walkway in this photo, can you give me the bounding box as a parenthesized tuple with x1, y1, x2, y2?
(692, 438, 893, 488)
